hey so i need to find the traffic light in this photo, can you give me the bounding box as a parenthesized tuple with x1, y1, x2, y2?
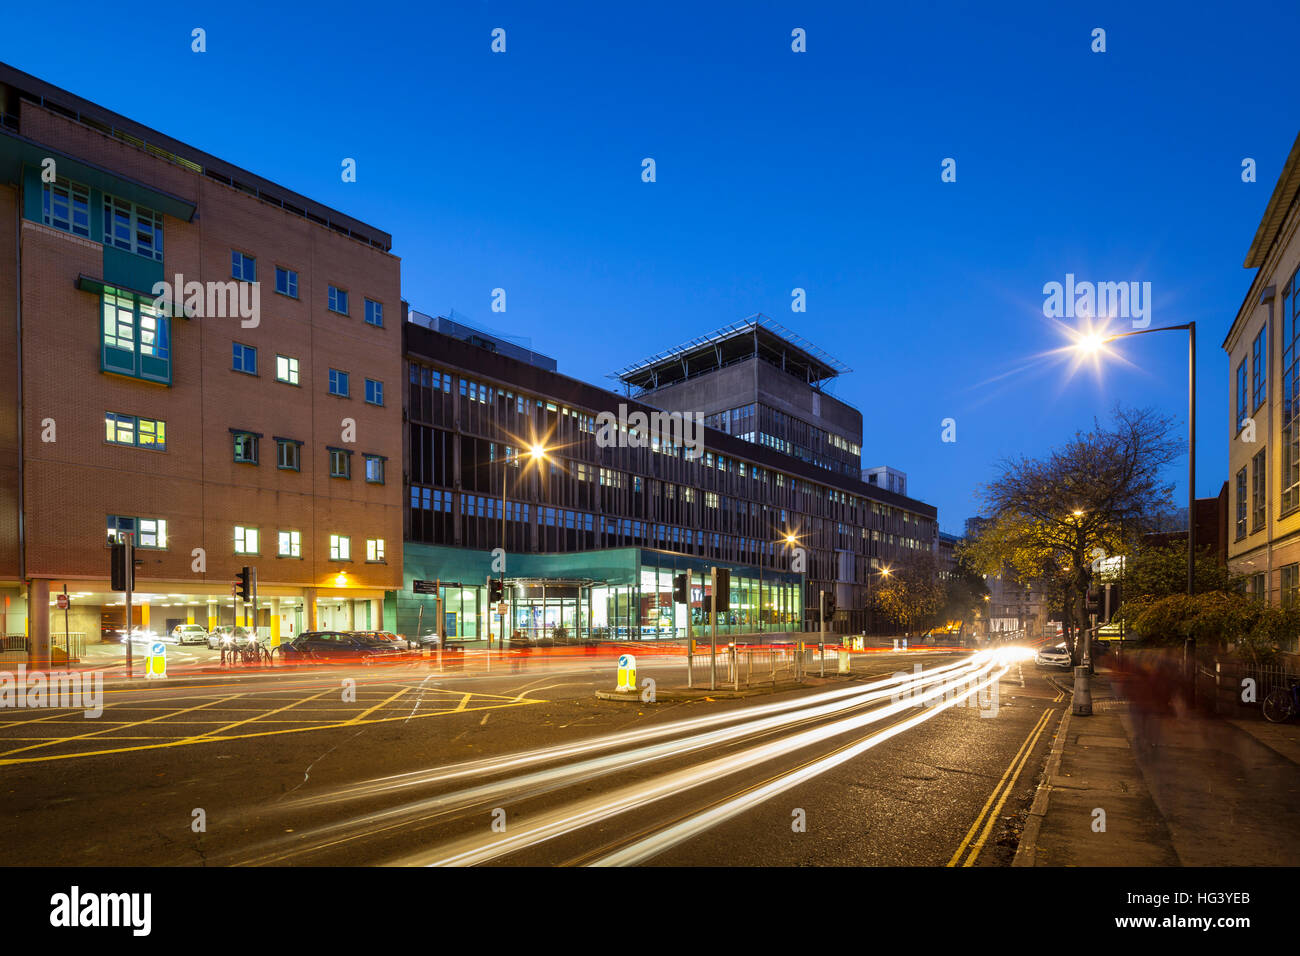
(673, 573, 688, 604)
(823, 591, 837, 622)
(110, 542, 135, 591)
(235, 566, 251, 602)
(713, 568, 731, 613)
(488, 578, 505, 603)
(1084, 588, 1100, 614)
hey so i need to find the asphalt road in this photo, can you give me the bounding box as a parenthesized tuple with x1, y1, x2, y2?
(0, 645, 1066, 866)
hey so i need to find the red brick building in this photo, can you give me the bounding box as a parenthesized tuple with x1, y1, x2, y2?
(0, 62, 403, 656)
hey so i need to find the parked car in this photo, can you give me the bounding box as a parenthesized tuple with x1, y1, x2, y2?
(409, 631, 444, 651)
(356, 630, 417, 653)
(121, 628, 174, 644)
(274, 631, 410, 665)
(208, 625, 254, 650)
(170, 624, 209, 645)
(1035, 642, 1072, 668)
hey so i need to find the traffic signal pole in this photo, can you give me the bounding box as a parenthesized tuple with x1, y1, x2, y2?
(124, 535, 133, 679)
(710, 566, 718, 691)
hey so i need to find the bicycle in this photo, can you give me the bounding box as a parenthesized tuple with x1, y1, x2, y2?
(1262, 678, 1299, 723)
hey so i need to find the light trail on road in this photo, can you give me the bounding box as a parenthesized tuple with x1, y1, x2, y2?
(222, 649, 1033, 866)
(227, 654, 988, 865)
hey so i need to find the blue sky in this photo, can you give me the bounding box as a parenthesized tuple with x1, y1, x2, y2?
(6, 0, 1298, 532)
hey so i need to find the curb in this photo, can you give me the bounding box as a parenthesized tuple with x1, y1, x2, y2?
(1012, 705, 1072, 867)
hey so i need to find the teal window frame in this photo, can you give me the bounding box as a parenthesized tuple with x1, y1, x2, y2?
(104, 193, 163, 261)
(100, 291, 170, 384)
(233, 342, 258, 375)
(233, 431, 260, 464)
(364, 454, 386, 484)
(105, 412, 166, 450)
(276, 437, 302, 471)
(328, 447, 352, 479)
(43, 177, 91, 237)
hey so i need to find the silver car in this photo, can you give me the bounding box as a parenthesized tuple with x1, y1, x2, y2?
(170, 623, 209, 645)
(1036, 642, 1072, 668)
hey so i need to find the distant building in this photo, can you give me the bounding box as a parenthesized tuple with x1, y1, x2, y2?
(935, 530, 961, 581)
(863, 466, 907, 497)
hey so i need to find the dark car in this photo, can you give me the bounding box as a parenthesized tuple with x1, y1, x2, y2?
(273, 630, 410, 665)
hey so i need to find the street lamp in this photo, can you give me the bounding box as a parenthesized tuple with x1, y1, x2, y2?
(782, 532, 804, 635)
(1070, 321, 1196, 596)
(496, 441, 551, 647)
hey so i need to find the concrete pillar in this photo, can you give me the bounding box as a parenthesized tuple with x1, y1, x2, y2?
(372, 598, 382, 631)
(186, 606, 196, 625)
(140, 602, 151, 630)
(270, 598, 281, 647)
(28, 579, 49, 668)
(207, 600, 218, 632)
(305, 588, 318, 631)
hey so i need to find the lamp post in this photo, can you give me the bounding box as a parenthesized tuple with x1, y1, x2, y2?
(496, 442, 550, 649)
(1073, 322, 1196, 596)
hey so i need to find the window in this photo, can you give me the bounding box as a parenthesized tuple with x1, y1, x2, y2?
(328, 286, 349, 314)
(364, 454, 386, 484)
(1252, 449, 1267, 532)
(1283, 564, 1299, 607)
(106, 515, 167, 549)
(234, 526, 259, 555)
(233, 431, 260, 464)
(1236, 360, 1248, 433)
(328, 369, 349, 397)
(275, 355, 299, 385)
(329, 534, 351, 560)
(105, 412, 166, 450)
(364, 299, 383, 327)
(366, 538, 385, 562)
(1252, 572, 1268, 601)
(1252, 326, 1267, 410)
(364, 378, 384, 405)
(278, 530, 301, 558)
(104, 195, 163, 261)
(1236, 467, 1247, 539)
(329, 447, 352, 479)
(231, 250, 256, 282)
(1282, 269, 1300, 513)
(232, 342, 258, 375)
(101, 292, 170, 384)
(43, 178, 90, 237)
(275, 266, 298, 298)
(276, 438, 301, 471)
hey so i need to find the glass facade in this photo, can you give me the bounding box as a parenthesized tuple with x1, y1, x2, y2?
(394, 544, 802, 642)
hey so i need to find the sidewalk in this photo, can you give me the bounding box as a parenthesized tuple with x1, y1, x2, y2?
(1016, 669, 1300, 866)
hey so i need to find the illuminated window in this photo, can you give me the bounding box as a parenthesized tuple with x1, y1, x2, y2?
(278, 530, 301, 558)
(330, 534, 351, 560)
(366, 538, 385, 562)
(276, 355, 299, 384)
(234, 526, 259, 554)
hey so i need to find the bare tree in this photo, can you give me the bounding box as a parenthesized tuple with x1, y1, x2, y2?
(964, 406, 1181, 663)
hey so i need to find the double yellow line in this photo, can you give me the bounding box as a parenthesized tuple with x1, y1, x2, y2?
(947, 706, 1053, 867)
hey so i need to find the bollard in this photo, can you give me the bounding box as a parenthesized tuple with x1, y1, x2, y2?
(819, 641, 824, 677)
(1072, 665, 1092, 716)
(838, 649, 850, 675)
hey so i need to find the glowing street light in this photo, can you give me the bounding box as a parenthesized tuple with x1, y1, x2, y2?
(1066, 321, 1197, 598)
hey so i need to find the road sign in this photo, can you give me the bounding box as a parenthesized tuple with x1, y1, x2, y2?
(414, 580, 462, 594)
(616, 654, 637, 693)
(146, 641, 167, 679)
(56, 593, 69, 610)
(497, 602, 507, 615)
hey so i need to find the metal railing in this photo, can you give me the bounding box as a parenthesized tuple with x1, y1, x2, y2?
(689, 640, 834, 689)
(0, 633, 86, 663)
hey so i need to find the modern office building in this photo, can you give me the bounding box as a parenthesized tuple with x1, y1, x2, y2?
(0, 63, 403, 655)
(1224, 130, 1300, 616)
(398, 311, 938, 640)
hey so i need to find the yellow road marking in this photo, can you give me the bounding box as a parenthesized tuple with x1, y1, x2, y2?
(347, 686, 413, 725)
(0, 697, 545, 766)
(963, 708, 1054, 867)
(179, 688, 336, 742)
(947, 707, 1052, 868)
(0, 694, 246, 758)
